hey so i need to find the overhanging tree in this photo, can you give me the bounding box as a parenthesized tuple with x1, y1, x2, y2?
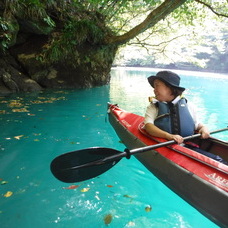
(0, 0, 227, 92)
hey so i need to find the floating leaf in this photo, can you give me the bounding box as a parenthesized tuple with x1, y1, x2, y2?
(81, 188, 90, 192)
(1, 181, 8, 185)
(12, 108, 29, 112)
(145, 205, 152, 212)
(63, 185, 79, 189)
(14, 135, 24, 140)
(123, 194, 134, 202)
(123, 194, 132, 198)
(8, 100, 23, 108)
(4, 191, 13, 197)
(106, 185, 113, 188)
(103, 214, 112, 225)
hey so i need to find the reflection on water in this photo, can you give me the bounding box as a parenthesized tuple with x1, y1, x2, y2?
(110, 68, 154, 115)
(110, 67, 228, 141)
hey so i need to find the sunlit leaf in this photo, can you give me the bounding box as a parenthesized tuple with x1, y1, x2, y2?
(12, 108, 29, 112)
(8, 100, 23, 108)
(81, 187, 90, 192)
(4, 191, 13, 197)
(14, 135, 24, 140)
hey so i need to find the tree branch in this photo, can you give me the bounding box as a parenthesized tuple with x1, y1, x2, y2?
(104, 0, 188, 45)
(194, 0, 228, 18)
(128, 35, 185, 47)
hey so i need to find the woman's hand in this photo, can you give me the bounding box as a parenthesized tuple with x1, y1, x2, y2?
(198, 125, 210, 139)
(165, 133, 184, 144)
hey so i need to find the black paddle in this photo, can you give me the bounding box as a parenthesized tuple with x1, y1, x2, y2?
(50, 127, 228, 183)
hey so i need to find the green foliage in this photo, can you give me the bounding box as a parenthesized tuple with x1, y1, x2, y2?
(1, 0, 228, 70)
(64, 19, 104, 44)
(5, 0, 55, 29)
(0, 17, 11, 50)
(40, 19, 105, 64)
(0, 16, 19, 51)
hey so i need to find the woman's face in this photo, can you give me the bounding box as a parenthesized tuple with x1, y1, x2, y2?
(153, 79, 174, 102)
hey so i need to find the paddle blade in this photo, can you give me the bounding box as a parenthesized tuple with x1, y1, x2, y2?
(50, 147, 122, 183)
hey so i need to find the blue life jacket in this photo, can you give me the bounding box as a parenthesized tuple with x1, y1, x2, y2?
(154, 98, 195, 137)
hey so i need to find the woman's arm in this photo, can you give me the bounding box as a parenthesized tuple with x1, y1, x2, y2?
(145, 123, 184, 144)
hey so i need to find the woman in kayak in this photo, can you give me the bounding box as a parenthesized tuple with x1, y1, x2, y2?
(144, 70, 227, 164)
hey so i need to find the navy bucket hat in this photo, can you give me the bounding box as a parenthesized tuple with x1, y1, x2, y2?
(147, 71, 185, 91)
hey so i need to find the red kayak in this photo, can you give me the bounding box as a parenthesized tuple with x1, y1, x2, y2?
(108, 103, 228, 227)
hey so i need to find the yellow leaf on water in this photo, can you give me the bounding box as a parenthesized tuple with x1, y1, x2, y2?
(4, 191, 13, 197)
(12, 108, 29, 112)
(80, 188, 90, 192)
(14, 135, 24, 140)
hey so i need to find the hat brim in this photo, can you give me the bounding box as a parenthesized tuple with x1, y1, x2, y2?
(148, 75, 185, 91)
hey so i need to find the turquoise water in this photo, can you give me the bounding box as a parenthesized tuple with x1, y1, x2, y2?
(0, 68, 227, 228)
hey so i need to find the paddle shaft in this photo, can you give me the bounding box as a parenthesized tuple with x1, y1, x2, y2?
(69, 127, 228, 170)
(130, 127, 228, 155)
